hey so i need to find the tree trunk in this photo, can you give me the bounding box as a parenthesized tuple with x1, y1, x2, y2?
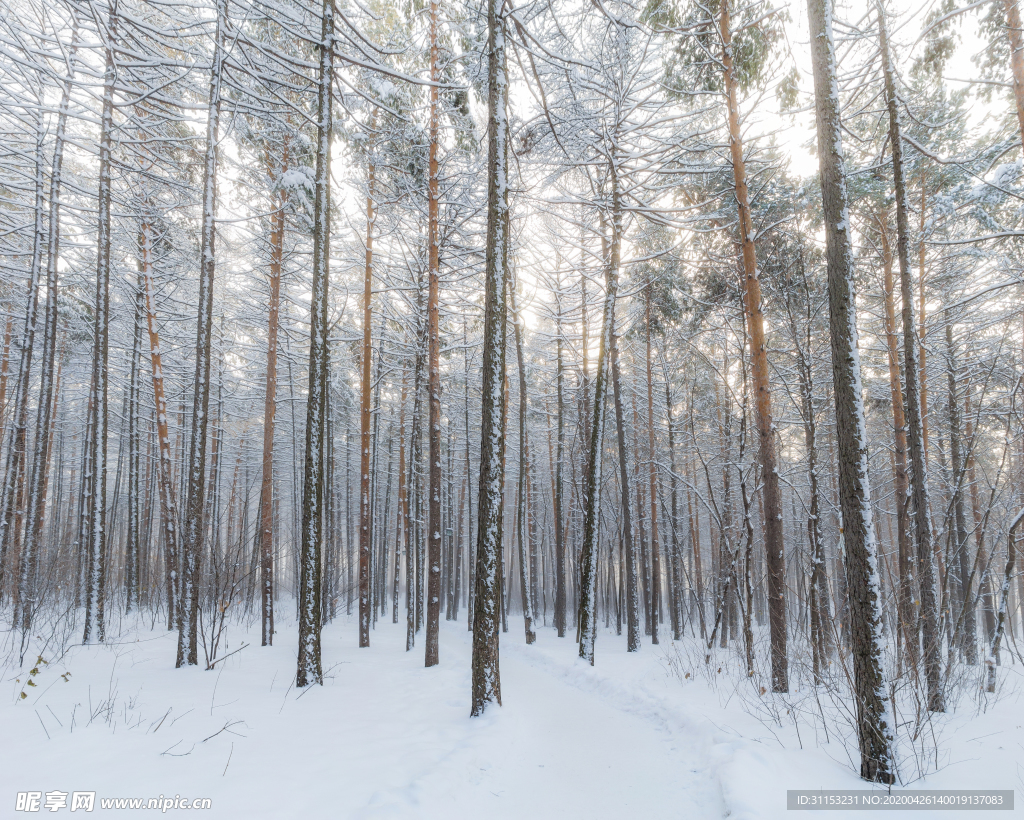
(1004, 0, 1024, 151)
(359, 156, 375, 650)
(879, 219, 916, 667)
(512, 287, 536, 643)
(425, 0, 444, 665)
(259, 141, 288, 647)
(177, 0, 226, 667)
(578, 158, 622, 664)
(878, 5, 944, 711)
(83, 7, 118, 645)
(985, 507, 1024, 691)
(470, 0, 509, 715)
(554, 291, 566, 637)
(611, 331, 639, 651)
(808, 0, 895, 782)
(296, 0, 333, 686)
(719, 0, 787, 692)
(17, 27, 78, 630)
(646, 287, 661, 645)
(944, 312, 976, 662)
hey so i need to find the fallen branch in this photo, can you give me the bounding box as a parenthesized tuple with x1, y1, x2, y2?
(206, 643, 250, 671)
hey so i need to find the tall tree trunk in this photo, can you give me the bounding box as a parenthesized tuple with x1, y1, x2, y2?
(964, 389, 996, 643)
(296, 0, 333, 687)
(259, 143, 288, 647)
(359, 154, 375, 650)
(577, 160, 622, 664)
(646, 287, 661, 645)
(878, 5, 944, 711)
(83, 5, 119, 645)
(1004, 0, 1024, 150)
(945, 312, 976, 662)
(554, 290, 566, 637)
(425, 0, 444, 665)
(124, 280, 143, 615)
(511, 287, 536, 644)
(611, 331, 639, 651)
(141, 221, 180, 632)
(394, 360, 408, 624)
(17, 27, 78, 629)
(719, 0, 787, 692)
(879, 219, 916, 666)
(470, 0, 509, 715)
(808, 0, 895, 782)
(177, 0, 226, 667)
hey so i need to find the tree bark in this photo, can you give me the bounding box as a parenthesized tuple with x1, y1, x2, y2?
(259, 140, 288, 647)
(719, 0, 787, 692)
(83, 6, 119, 645)
(808, 0, 895, 782)
(359, 153, 375, 650)
(879, 219, 916, 667)
(878, 5, 944, 711)
(470, 0, 509, 715)
(177, 0, 226, 667)
(425, 0, 444, 665)
(296, 0, 333, 687)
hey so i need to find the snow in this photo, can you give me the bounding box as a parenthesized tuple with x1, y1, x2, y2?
(4, 616, 1023, 818)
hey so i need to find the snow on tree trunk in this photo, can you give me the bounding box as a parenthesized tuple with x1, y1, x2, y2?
(878, 4, 944, 713)
(177, 0, 225, 668)
(807, 0, 895, 783)
(296, 0, 333, 687)
(471, 0, 509, 714)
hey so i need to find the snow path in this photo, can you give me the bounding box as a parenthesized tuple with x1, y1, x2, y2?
(3, 617, 727, 819)
(6, 614, 1023, 818)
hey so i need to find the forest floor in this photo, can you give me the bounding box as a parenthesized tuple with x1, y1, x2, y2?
(3, 612, 1023, 818)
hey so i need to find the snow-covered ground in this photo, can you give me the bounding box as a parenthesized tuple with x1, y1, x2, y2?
(3, 614, 1022, 818)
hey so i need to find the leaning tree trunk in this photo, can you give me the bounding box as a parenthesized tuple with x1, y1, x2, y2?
(719, 0, 787, 692)
(985, 507, 1024, 692)
(296, 0, 334, 687)
(808, 0, 895, 783)
(470, 0, 509, 716)
(878, 5, 944, 712)
(141, 221, 180, 632)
